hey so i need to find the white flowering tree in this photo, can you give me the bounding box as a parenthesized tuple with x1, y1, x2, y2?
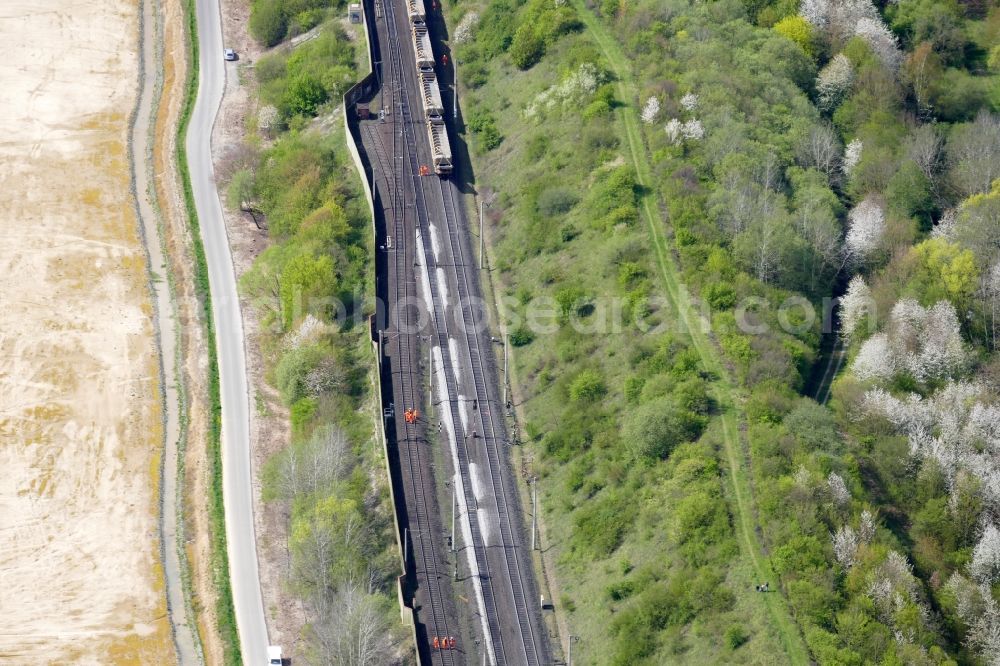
(866, 550, 928, 644)
(794, 465, 814, 490)
(859, 509, 877, 543)
(888, 299, 967, 382)
(665, 118, 682, 145)
(843, 138, 863, 176)
(853, 333, 897, 381)
(852, 299, 967, 383)
(453, 11, 479, 44)
(946, 573, 1000, 662)
(524, 63, 606, 119)
(681, 119, 704, 141)
(816, 54, 854, 110)
(665, 118, 704, 145)
(258, 104, 279, 136)
(845, 195, 885, 263)
(833, 525, 860, 567)
(971, 524, 1000, 586)
(680, 92, 699, 111)
(828, 472, 851, 505)
(861, 381, 1000, 513)
(931, 209, 957, 240)
(640, 96, 660, 124)
(855, 17, 901, 70)
(801, 0, 881, 43)
(800, 0, 829, 28)
(840, 276, 875, 340)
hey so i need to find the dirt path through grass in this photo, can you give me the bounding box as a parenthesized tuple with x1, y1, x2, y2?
(568, 2, 810, 662)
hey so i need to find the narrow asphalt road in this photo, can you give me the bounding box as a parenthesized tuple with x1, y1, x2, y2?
(186, 0, 269, 663)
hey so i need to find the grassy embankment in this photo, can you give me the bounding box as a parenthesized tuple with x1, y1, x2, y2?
(566, 3, 810, 661)
(447, 9, 803, 665)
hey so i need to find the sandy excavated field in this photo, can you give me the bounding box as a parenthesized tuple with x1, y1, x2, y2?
(0, 1, 174, 663)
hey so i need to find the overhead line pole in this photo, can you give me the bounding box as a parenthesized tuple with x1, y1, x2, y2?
(531, 477, 537, 551)
(502, 333, 508, 407)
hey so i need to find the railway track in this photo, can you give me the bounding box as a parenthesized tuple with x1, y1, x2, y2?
(360, 0, 550, 661)
(380, 2, 506, 661)
(365, 30, 460, 661)
(436, 178, 542, 664)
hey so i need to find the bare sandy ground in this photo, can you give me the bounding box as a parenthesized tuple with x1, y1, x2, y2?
(0, 1, 174, 662)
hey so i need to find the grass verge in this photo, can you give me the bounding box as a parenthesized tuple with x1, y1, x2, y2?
(177, 0, 242, 663)
(567, 1, 810, 662)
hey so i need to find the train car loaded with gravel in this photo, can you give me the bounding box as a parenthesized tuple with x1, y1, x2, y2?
(411, 24, 434, 70)
(419, 71, 444, 122)
(426, 120, 452, 175)
(406, 0, 426, 24)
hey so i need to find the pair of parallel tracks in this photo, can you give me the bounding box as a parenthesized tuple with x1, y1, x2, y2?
(368, 0, 547, 661)
(365, 17, 459, 662)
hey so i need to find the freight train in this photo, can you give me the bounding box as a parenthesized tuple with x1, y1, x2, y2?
(406, 0, 451, 175)
(406, 0, 426, 24)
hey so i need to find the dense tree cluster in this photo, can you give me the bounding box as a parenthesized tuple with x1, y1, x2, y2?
(240, 6, 402, 661)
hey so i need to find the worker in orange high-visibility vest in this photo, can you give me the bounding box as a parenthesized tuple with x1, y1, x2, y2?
(449, 637, 456, 649)
(433, 637, 440, 649)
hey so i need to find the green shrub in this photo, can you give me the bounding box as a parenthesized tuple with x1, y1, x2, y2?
(510, 326, 534, 347)
(703, 282, 737, 309)
(462, 61, 489, 89)
(283, 73, 328, 117)
(618, 262, 646, 287)
(555, 285, 587, 321)
(274, 344, 326, 404)
(606, 204, 638, 228)
(725, 624, 749, 650)
(510, 24, 545, 69)
(292, 8, 324, 34)
(624, 375, 645, 403)
(773, 15, 815, 57)
(623, 398, 704, 461)
(569, 369, 606, 401)
(673, 378, 710, 414)
(559, 224, 579, 243)
(537, 187, 579, 217)
(606, 579, 637, 601)
(572, 490, 629, 556)
(525, 134, 550, 160)
(290, 396, 318, 433)
(587, 166, 637, 220)
(468, 110, 502, 151)
(250, 0, 288, 46)
(475, 1, 516, 59)
(582, 98, 612, 119)
(720, 333, 754, 364)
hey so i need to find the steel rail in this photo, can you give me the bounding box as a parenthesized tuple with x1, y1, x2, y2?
(435, 176, 542, 665)
(371, 7, 460, 662)
(382, 0, 510, 662)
